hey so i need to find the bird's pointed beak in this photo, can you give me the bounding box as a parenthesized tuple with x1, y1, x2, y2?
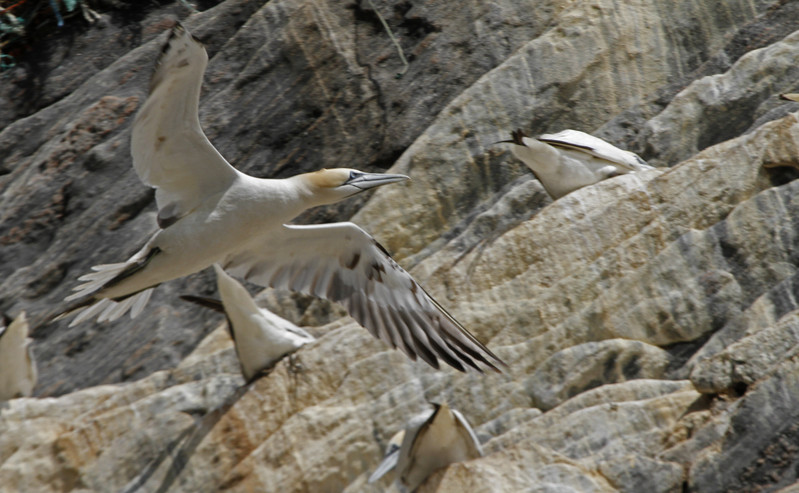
(490, 129, 528, 146)
(347, 172, 410, 190)
(491, 138, 517, 146)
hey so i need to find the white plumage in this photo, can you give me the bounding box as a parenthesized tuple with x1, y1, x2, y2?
(0, 312, 37, 400)
(507, 128, 654, 199)
(62, 23, 504, 373)
(369, 403, 483, 491)
(183, 264, 315, 381)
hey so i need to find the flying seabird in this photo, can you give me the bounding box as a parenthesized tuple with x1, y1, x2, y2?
(182, 264, 315, 380)
(505, 129, 654, 199)
(62, 23, 504, 373)
(369, 403, 483, 491)
(0, 312, 37, 400)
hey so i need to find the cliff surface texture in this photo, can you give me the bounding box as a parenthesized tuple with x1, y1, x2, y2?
(3, 0, 799, 491)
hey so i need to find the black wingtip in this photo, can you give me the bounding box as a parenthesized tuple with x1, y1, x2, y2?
(161, 21, 203, 55)
(162, 22, 181, 54)
(510, 128, 527, 145)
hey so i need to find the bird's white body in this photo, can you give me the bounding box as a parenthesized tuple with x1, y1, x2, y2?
(369, 403, 483, 491)
(212, 264, 314, 380)
(62, 24, 504, 373)
(0, 312, 37, 400)
(97, 174, 318, 300)
(509, 129, 654, 199)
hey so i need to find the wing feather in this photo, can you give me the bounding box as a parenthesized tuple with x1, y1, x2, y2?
(221, 222, 504, 372)
(131, 23, 239, 224)
(539, 129, 652, 171)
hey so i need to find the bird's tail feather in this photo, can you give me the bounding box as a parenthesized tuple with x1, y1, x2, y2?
(65, 262, 137, 302)
(65, 289, 154, 327)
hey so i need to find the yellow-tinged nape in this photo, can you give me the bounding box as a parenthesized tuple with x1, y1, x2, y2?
(302, 168, 409, 195)
(305, 168, 352, 188)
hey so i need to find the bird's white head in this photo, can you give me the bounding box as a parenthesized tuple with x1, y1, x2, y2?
(302, 168, 409, 206)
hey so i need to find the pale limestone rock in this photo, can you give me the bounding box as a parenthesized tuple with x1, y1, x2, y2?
(355, 0, 777, 261)
(421, 443, 617, 493)
(2, 0, 799, 491)
(690, 308, 799, 394)
(687, 355, 799, 491)
(643, 29, 799, 167)
(526, 339, 671, 411)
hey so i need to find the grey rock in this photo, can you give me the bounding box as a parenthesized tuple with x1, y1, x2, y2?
(3, 0, 799, 492)
(526, 339, 671, 411)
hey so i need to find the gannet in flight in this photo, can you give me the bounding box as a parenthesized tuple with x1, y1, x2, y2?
(0, 312, 37, 400)
(369, 403, 483, 491)
(506, 129, 654, 199)
(182, 264, 315, 380)
(62, 23, 504, 373)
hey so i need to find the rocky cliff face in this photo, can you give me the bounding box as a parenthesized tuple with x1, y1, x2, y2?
(2, 0, 799, 491)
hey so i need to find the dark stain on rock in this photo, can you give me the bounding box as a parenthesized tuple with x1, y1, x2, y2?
(622, 354, 642, 379)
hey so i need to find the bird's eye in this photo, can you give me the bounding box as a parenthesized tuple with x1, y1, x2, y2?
(349, 171, 363, 180)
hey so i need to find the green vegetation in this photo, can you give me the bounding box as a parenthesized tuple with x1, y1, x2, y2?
(0, 0, 98, 71)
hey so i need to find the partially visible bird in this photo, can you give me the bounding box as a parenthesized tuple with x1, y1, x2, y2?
(781, 93, 799, 102)
(505, 129, 654, 199)
(182, 264, 315, 380)
(369, 428, 406, 485)
(0, 312, 37, 400)
(369, 403, 483, 491)
(61, 23, 504, 373)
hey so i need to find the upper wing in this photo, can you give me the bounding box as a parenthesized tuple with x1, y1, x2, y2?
(131, 23, 239, 226)
(539, 129, 652, 171)
(221, 223, 505, 373)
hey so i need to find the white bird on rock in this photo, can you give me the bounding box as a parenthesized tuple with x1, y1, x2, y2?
(0, 312, 37, 400)
(182, 264, 315, 380)
(62, 23, 504, 373)
(369, 403, 483, 491)
(506, 128, 654, 199)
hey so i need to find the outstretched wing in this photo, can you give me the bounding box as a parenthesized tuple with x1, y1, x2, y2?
(539, 129, 652, 171)
(221, 223, 505, 373)
(131, 23, 239, 227)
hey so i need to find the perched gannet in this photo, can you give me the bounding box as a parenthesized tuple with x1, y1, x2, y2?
(62, 23, 504, 373)
(0, 312, 37, 400)
(182, 264, 315, 380)
(506, 129, 653, 199)
(781, 93, 799, 102)
(369, 403, 483, 491)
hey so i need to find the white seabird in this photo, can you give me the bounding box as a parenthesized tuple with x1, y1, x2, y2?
(369, 403, 483, 491)
(781, 93, 799, 102)
(506, 128, 654, 199)
(182, 264, 315, 380)
(62, 23, 504, 373)
(0, 312, 37, 400)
